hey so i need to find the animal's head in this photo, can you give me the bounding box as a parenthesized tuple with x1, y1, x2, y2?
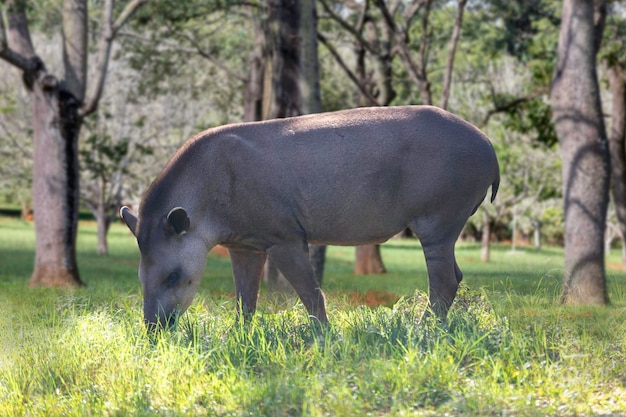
(120, 206, 208, 330)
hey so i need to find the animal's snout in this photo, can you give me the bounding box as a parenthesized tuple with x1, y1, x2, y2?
(144, 303, 180, 332)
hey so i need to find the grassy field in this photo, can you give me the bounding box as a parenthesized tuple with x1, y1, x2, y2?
(1, 217, 625, 416)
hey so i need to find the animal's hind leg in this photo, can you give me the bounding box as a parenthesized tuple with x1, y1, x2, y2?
(410, 215, 467, 320)
(421, 242, 459, 319)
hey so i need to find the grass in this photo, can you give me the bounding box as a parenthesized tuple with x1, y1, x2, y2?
(1, 217, 625, 416)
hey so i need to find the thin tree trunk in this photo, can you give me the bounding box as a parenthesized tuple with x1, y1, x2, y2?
(551, 0, 609, 305)
(439, 0, 467, 110)
(533, 219, 541, 251)
(480, 208, 491, 263)
(95, 188, 110, 255)
(510, 211, 517, 252)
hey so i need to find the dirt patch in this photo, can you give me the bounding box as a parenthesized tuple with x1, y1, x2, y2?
(606, 262, 624, 272)
(346, 290, 401, 308)
(210, 245, 230, 258)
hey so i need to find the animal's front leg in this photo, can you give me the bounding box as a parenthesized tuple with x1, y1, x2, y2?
(267, 243, 328, 324)
(229, 249, 267, 321)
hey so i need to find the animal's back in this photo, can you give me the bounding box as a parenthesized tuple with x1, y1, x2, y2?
(186, 106, 499, 246)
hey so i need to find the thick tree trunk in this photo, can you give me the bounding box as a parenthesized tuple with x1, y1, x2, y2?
(354, 245, 386, 275)
(29, 74, 84, 287)
(262, 0, 302, 119)
(551, 0, 609, 305)
(607, 64, 626, 269)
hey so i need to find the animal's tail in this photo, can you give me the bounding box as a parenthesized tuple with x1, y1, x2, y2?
(490, 168, 500, 203)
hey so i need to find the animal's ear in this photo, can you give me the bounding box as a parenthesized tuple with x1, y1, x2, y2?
(166, 207, 190, 236)
(120, 206, 138, 237)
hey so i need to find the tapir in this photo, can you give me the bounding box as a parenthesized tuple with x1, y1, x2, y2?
(120, 105, 500, 329)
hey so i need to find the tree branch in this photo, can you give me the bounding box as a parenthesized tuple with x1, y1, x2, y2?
(318, 0, 378, 56)
(112, 0, 148, 35)
(178, 31, 247, 82)
(481, 87, 549, 127)
(0, 3, 38, 72)
(80, 0, 147, 117)
(317, 32, 379, 106)
(439, 0, 467, 110)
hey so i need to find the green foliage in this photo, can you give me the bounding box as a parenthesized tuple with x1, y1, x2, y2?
(464, 0, 560, 68)
(500, 96, 558, 147)
(540, 206, 564, 245)
(1, 218, 625, 416)
(600, 3, 626, 68)
(79, 118, 153, 182)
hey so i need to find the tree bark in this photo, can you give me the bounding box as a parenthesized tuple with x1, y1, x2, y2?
(607, 64, 626, 269)
(551, 0, 609, 305)
(29, 72, 84, 287)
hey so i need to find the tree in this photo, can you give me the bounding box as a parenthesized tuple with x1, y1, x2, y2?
(550, 0, 609, 305)
(318, 0, 468, 273)
(300, 0, 327, 286)
(0, 0, 145, 287)
(80, 114, 153, 256)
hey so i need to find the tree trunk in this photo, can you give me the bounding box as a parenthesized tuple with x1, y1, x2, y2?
(439, 0, 467, 110)
(29, 74, 84, 287)
(551, 0, 609, 305)
(480, 208, 491, 263)
(533, 219, 542, 251)
(262, 0, 302, 291)
(510, 210, 517, 252)
(243, 8, 265, 123)
(354, 245, 386, 275)
(95, 190, 110, 256)
(300, 0, 327, 287)
(607, 64, 626, 269)
(262, 0, 302, 120)
(2, 0, 145, 287)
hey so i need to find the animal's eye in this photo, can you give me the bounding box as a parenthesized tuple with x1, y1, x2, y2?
(165, 269, 182, 288)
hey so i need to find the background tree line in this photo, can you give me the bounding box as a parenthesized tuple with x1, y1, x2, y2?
(1, 0, 625, 306)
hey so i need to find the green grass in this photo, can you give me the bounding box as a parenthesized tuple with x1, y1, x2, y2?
(1, 217, 625, 416)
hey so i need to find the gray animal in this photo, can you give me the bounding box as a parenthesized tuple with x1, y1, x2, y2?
(120, 105, 500, 329)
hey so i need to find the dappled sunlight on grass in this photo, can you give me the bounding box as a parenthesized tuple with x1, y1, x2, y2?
(1, 218, 626, 415)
